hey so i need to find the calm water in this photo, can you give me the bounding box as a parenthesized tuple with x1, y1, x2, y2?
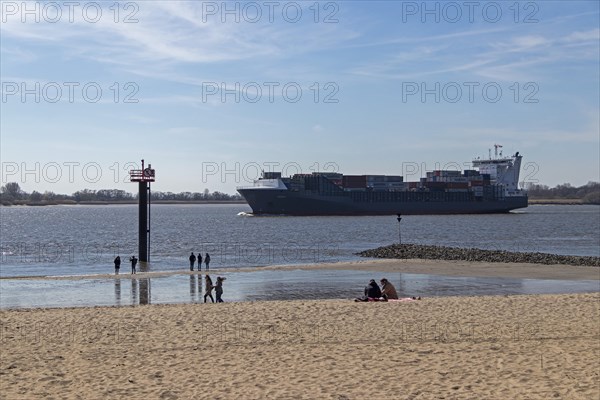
(1, 204, 599, 278)
(2, 270, 598, 309)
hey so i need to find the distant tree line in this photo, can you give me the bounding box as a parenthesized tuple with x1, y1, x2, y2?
(524, 181, 599, 204)
(2, 181, 598, 205)
(0, 182, 243, 205)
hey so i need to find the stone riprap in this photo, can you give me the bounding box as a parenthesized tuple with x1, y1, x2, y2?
(357, 244, 600, 267)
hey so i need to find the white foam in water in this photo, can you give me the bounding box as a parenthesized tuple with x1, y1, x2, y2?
(237, 211, 254, 216)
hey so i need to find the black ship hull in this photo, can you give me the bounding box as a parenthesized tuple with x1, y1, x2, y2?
(238, 189, 528, 216)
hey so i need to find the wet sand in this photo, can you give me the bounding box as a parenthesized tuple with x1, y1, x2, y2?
(268, 258, 600, 280)
(1, 292, 598, 399)
(3, 258, 599, 281)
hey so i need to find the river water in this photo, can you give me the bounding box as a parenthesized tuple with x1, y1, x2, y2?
(1, 204, 599, 278)
(1, 204, 598, 308)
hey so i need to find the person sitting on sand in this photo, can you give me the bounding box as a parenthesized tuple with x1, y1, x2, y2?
(355, 279, 382, 302)
(204, 275, 214, 303)
(380, 278, 398, 300)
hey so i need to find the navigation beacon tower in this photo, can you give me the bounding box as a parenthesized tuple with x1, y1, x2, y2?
(129, 160, 155, 262)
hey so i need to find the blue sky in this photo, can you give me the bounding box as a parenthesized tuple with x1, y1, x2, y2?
(1, 1, 599, 194)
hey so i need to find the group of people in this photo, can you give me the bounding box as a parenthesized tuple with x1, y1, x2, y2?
(189, 252, 211, 271)
(113, 255, 137, 274)
(112, 252, 212, 275)
(112, 254, 227, 303)
(355, 278, 418, 302)
(203, 275, 226, 303)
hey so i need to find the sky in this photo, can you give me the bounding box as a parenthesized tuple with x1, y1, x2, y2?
(1, 0, 599, 195)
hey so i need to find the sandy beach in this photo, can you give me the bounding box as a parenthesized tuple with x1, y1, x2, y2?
(1, 293, 598, 399)
(1, 260, 599, 399)
(0, 268, 598, 400)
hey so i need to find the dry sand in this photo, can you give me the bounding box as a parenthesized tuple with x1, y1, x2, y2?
(1, 291, 599, 399)
(1, 260, 598, 399)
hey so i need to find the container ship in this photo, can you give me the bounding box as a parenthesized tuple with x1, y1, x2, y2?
(237, 147, 528, 215)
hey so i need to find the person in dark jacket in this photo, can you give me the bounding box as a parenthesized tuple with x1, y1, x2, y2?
(189, 252, 196, 271)
(197, 253, 203, 271)
(355, 279, 381, 302)
(215, 276, 226, 302)
(114, 256, 121, 275)
(205, 253, 211, 270)
(365, 279, 382, 298)
(129, 255, 137, 274)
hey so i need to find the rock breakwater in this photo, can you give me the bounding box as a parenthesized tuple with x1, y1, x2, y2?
(357, 244, 600, 267)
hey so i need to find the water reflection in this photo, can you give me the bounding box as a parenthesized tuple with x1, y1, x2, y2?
(1, 270, 597, 309)
(114, 279, 121, 305)
(139, 278, 150, 305)
(138, 261, 150, 274)
(190, 274, 197, 302)
(128, 278, 151, 305)
(131, 278, 138, 304)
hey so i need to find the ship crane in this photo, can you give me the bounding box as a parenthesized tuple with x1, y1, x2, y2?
(494, 144, 503, 158)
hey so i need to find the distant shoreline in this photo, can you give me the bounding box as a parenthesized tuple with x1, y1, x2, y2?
(527, 198, 585, 205)
(1, 199, 595, 206)
(0, 200, 248, 206)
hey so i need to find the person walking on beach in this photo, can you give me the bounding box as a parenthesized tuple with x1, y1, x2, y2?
(205, 253, 211, 270)
(114, 256, 121, 275)
(129, 255, 138, 274)
(189, 252, 196, 271)
(380, 278, 398, 300)
(197, 253, 203, 271)
(215, 276, 226, 303)
(204, 275, 214, 303)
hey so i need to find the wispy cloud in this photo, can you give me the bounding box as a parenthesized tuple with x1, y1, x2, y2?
(348, 24, 599, 82)
(1, 1, 357, 82)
